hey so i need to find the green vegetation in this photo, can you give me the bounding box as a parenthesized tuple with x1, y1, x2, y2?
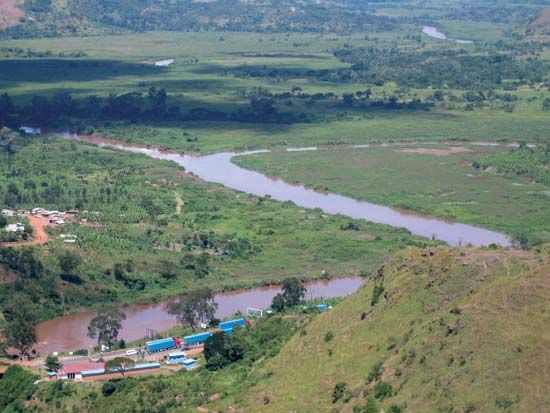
(1, 294, 38, 356)
(476, 145, 550, 186)
(24, 315, 304, 412)
(239, 246, 550, 412)
(0, 136, 426, 321)
(167, 289, 218, 332)
(0, 365, 36, 412)
(0, 1, 548, 411)
(270, 277, 306, 312)
(236, 144, 550, 243)
(87, 307, 127, 348)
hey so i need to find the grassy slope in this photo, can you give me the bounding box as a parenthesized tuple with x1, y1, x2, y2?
(240, 246, 550, 413)
(235, 145, 550, 242)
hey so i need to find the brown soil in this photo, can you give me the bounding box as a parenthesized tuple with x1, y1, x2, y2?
(0, 215, 50, 247)
(0, 0, 24, 29)
(397, 146, 473, 156)
(530, 8, 550, 27)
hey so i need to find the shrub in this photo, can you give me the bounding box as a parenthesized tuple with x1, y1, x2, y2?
(0, 365, 36, 411)
(371, 283, 385, 307)
(332, 382, 347, 403)
(388, 403, 406, 413)
(206, 354, 229, 371)
(101, 382, 116, 397)
(374, 381, 393, 400)
(324, 331, 334, 342)
(367, 361, 384, 383)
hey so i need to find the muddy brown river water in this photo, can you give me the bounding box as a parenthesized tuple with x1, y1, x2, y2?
(36, 277, 363, 354)
(35, 134, 513, 354)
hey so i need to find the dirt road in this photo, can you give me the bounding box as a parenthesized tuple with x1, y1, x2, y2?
(0, 215, 50, 247)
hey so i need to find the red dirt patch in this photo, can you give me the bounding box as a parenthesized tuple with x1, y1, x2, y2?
(0, 0, 24, 29)
(530, 8, 550, 28)
(0, 215, 50, 247)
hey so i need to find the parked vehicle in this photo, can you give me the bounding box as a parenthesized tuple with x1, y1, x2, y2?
(125, 349, 138, 356)
(146, 337, 181, 353)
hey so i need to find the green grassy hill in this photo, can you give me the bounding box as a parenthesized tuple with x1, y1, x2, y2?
(241, 246, 550, 412)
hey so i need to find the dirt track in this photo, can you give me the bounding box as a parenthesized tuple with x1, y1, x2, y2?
(0, 215, 50, 247)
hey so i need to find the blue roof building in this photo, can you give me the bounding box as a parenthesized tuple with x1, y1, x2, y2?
(219, 318, 246, 332)
(183, 331, 212, 347)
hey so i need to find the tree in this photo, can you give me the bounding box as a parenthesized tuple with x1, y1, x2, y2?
(0, 365, 36, 412)
(87, 307, 127, 349)
(1, 294, 38, 356)
(271, 293, 285, 312)
(281, 277, 306, 307)
(167, 289, 218, 331)
(45, 355, 62, 372)
(204, 330, 246, 370)
(0, 127, 18, 173)
(104, 357, 135, 377)
(271, 278, 306, 312)
(58, 249, 82, 276)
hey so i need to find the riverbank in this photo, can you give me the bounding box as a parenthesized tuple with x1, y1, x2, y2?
(234, 144, 550, 244)
(35, 277, 363, 354)
(68, 134, 511, 247)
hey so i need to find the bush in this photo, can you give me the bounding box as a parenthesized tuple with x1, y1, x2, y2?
(101, 382, 117, 397)
(367, 361, 384, 383)
(0, 365, 36, 411)
(371, 283, 385, 307)
(388, 403, 406, 413)
(332, 382, 347, 403)
(206, 354, 229, 371)
(374, 381, 393, 400)
(324, 331, 334, 342)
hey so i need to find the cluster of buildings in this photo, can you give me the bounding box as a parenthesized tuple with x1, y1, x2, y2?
(52, 318, 249, 382)
(50, 361, 162, 381)
(31, 207, 77, 226)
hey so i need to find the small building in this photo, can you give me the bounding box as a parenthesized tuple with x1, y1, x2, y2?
(181, 358, 198, 371)
(19, 126, 41, 135)
(57, 362, 104, 380)
(1, 209, 15, 217)
(5, 223, 24, 233)
(166, 351, 187, 364)
(183, 331, 212, 348)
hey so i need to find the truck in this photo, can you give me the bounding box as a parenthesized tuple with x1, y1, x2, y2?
(219, 318, 247, 333)
(146, 337, 181, 353)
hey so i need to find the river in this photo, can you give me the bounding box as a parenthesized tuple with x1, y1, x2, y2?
(422, 26, 473, 44)
(68, 135, 511, 247)
(36, 134, 512, 353)
(36, 277, 363, 354)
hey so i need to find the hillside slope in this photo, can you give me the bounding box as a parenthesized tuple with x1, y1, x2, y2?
(241, 246, 550, 412)
(0, 0, 392, 38)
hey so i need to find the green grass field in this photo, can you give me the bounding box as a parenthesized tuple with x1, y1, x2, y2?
(1, 29, 548, 155)
(235, 144, 550, 243)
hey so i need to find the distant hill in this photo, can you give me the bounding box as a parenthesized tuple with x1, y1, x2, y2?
(0, 0, 398, 38)
(242, 246, 550, 412)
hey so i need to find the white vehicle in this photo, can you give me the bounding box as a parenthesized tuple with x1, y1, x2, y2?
(125, 349, 138, 356)
(100, 344, 109, 352)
